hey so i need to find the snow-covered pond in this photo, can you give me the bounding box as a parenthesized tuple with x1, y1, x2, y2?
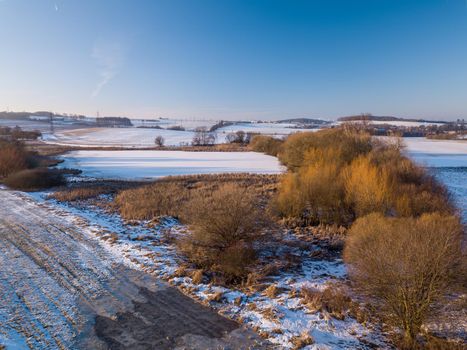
(400, 138, 467, 221)
(60, 150, 285, 179)
(403, 138, 467, 168)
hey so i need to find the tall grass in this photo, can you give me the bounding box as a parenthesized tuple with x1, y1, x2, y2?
(113, 173, 279, 221)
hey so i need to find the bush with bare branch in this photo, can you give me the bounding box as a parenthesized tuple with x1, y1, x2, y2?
(344, 213, 463, 347)
(178, 183, 269, 284)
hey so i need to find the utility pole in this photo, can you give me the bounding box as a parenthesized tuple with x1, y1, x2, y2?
(49, 112, 54, 134)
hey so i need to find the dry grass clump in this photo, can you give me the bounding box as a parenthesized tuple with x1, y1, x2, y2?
(263, 284, 284, 298)
(49, 181, 141, 202)
(177, 183, 270, 284)
(49, 186, 110, 202)
(290, 332, 314, 349)
(191, 269, 204, 284)
(300, 285, 352, 320)
(344, 213, 464, 347)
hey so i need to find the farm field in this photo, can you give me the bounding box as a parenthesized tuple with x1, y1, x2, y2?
(42, 121, 323, 148)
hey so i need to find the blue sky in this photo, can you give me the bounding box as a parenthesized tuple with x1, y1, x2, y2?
(0, 0, 466, 120)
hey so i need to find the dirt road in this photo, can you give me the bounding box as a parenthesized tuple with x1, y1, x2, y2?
(0, 189, 268, 349)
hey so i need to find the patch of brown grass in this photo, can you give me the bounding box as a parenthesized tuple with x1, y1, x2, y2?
(113, 173, 279, 221)
(291, 332, 314, 349)
(300, 285, 352, 320)
(49, 181, 141, 202)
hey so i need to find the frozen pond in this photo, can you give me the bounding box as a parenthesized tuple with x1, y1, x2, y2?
(429, 167, 467, 222)
(401, 138, 467, 221)
(403, 138, 467, 167)
(59, 150, 285, 179)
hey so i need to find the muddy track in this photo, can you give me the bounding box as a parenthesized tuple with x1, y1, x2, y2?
(0, 190, 269, 349)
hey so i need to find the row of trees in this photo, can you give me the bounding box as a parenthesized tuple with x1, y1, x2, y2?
(0, 126, 41, 140)
(154, 128, 254, 147)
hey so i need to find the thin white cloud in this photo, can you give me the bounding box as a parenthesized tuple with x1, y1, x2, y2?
(91, 40, 125, 98)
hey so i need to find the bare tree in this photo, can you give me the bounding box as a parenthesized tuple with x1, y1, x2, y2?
(154, 135, 165, 147)
(192, 127, 216, 146)
(226, 130, 247, 144)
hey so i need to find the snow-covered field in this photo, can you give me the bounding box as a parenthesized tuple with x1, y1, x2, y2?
(43, 121, 325, 148)
(59, 150, 284, 179)
(44, 127, 197, 147)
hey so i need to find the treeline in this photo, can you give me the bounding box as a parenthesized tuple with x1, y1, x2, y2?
(338, 114, 448, 124)
(96, 117, 133, 127)
(0, 126, 41, 140)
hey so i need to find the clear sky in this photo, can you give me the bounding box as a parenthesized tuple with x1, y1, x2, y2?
(1, 0, 466, 120)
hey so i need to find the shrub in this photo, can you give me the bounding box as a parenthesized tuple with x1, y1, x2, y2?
(0, 140, 31, 178)
(4, 168, 65, 190)
(278, 128, 372, 171)
(178, 183, 268, 284)
(273, 161, 350, 225)
(343, 156, 392, 218)
(249, 135, 283, 156)
(344, 213, 463, 347)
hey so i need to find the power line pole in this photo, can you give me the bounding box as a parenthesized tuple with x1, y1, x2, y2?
(49, 112, 54, 134)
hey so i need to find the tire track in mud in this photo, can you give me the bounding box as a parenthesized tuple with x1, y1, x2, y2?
(0, 190, 269, 349)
